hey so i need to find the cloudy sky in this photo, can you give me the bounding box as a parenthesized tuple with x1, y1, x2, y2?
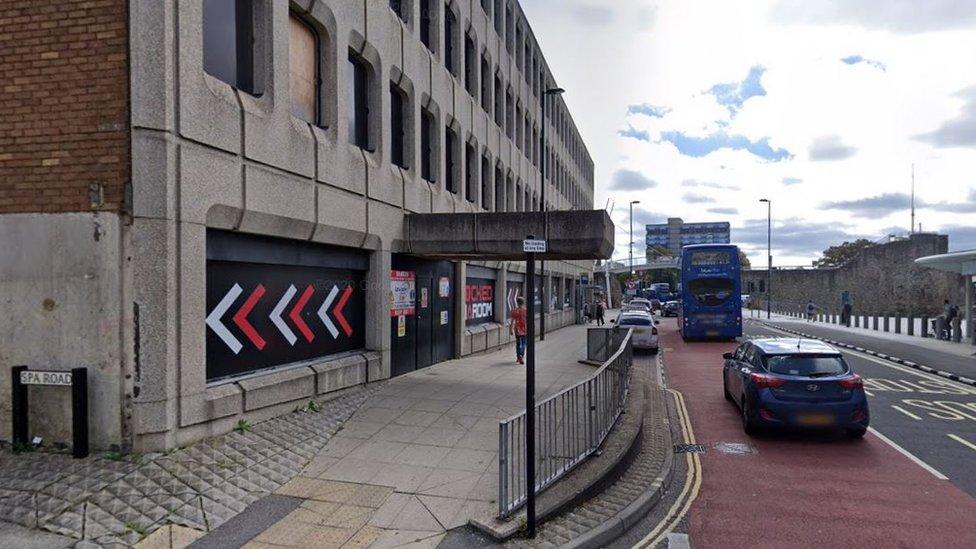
(521, 0, 976, 266)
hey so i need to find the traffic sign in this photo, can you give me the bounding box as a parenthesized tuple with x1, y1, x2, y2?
(523, 239, 547, 253)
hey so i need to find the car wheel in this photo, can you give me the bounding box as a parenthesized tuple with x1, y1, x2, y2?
(846, 427, 867, 439)
(649, 347, 659, 355)
(723, 374, 733, 402)
(741, 397, 759, 436)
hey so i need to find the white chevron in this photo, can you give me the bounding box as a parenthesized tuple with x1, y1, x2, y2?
(206, 283, 243, 354)
(317, 285, 340, 339)
(270, 285, 298, 345)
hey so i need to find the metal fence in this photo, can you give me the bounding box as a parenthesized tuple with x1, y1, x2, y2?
(497, 328, 634, 518)
(586, 326, 631, 363)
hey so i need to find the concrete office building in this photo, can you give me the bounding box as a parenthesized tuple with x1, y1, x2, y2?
(0, 0, 595, 452)
(646, 218, 730, 257)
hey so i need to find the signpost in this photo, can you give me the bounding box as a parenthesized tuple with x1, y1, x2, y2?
(11, 366, 89, 458)
(522, 236, 545, 538)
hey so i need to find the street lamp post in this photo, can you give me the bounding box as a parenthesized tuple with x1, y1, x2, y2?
(760, 198, 771, 319)
(629, 200, 640, 276)
(539, 86, 564, 341)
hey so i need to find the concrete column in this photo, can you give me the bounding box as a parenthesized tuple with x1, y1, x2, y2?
(854, 315, 860, 328)
(454, 261, 466, 358)
(495, 266, 508, 324)
(366, 249, 392, 381)
(966, 275, 974, 345)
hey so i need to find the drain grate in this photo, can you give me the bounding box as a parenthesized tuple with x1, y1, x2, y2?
(714, 442, 756, 455)
(673, 443, 707, 454)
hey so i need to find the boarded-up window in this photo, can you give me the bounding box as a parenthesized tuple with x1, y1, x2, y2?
(289, 14, 317, 123)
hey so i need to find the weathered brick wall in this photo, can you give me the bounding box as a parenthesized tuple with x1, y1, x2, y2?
(0, 0, 129, 214)
(744, 234, 963, 316)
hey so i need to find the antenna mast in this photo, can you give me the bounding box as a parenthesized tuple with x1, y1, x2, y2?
(910, 163, 915, 234)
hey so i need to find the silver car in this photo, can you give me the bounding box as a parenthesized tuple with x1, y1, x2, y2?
(613, 311, 660, 353)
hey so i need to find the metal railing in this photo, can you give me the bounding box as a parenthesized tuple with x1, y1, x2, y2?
(497, 328, 634, 518)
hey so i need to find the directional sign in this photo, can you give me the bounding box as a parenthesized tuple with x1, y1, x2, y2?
(20, 370, 73, 386)
(523, 239, 547, 253)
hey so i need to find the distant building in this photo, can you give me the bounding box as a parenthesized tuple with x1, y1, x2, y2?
(646, 218, 731, 256)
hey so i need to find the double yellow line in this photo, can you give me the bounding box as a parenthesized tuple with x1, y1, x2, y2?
(633, 389, 702, 548)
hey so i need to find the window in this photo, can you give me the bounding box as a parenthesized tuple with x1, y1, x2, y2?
(444, 6, 457, 76)
(765, 355, 848, 376)
(494, 73, 503, 126)
(505, 4, 513, 53)
(688, 278, 734, 307)
(203, 0, 259, 94)
(515, 183, 523, 211)
(515, 25, 522, 70)
(420, 0, 434, 50)
(481, 0, 491, 15)
(493, 0, 503, 35)
(465, 141, 477, 203)
(421, 108, 436, 182)
(347, 51, 370, 149)
(445, 125, 459, 194)
(515, 104, 522, 149)
(480, 55, 491, 112)
(390, 0, 408, 22)
(481, 155, 491, 210)
(495, 165, 505, 211)
(289, 13, 317, 123)
(464, 32, 477, 97)
(505, 89, 514, 139)
(390, 84, 408, 168)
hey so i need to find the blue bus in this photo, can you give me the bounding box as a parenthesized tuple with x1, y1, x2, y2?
(679, 244, 742, 340)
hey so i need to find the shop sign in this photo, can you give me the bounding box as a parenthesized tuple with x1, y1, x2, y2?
(466, 278, 494, 326)
(390, 270, 416, 317)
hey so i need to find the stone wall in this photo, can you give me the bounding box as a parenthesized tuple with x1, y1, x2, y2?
(743, 233, 964, 316)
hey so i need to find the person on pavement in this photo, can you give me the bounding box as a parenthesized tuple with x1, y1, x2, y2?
(805, 300, 817, 322)
(596, 300, 606, 326)
(509, 297, 527, 364)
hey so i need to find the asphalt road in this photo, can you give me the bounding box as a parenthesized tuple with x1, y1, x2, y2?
(759, 317, 976, 380)
(618, 319, 976, 549)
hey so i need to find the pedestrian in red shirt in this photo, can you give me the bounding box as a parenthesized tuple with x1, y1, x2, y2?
(509, 297, 527, 364)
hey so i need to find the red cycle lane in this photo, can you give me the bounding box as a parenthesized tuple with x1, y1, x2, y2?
(661, 323, 976, 548)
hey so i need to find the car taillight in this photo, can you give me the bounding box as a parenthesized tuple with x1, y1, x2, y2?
(750, 372, 786, 389)
(839, 375, 863, 390)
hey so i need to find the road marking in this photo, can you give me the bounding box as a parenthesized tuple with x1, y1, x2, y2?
(633, 389, 701, 549)
(948, 433, 976, 452)
(867, 427, 948, 480)
(891, 405, 923, 421)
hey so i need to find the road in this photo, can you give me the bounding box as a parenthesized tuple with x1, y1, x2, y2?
(623, 318, 976, 548)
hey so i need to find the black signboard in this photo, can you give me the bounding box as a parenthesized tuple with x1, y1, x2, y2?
(465, 277, 495, 326)
(205, 260, 366, 380)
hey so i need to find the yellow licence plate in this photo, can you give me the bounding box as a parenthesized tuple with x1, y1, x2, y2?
(796, 413, 835, 426)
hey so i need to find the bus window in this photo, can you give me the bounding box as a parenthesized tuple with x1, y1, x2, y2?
(688, 277, 734, 306)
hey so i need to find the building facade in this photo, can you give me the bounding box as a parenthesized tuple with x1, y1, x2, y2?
(646, 217, 730, 257)
(0, 0, 595, 451)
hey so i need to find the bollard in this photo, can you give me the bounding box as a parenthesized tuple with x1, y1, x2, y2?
(855, 315, 860, 328)
(873, 315, 879, 331)
(907, 315, 915, 336)
(921, 316, 929, 338)
(895, 317, 901, 334)
(952, 317, 962, 342)
(883, 316, 889, 332)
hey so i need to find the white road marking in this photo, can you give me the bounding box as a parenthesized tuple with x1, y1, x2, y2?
(891, 405, 923, 421)
(868, 427, 948, 480)
(948, 433, 976, 453)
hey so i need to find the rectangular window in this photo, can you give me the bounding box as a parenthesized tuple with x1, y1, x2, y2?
(515, 105, 522, 150)
(466, 142, 477, 203)
(505, 4, 513, 53)
(420, 0, 434, 51)
(464, 33, 477, 97)
(389, 0, 407, 22)
(446, 125, 459, 193)
(481, 56, 491, 112)
(495, 166, 505, 211)
(505, 90, 514, 139)
(444, 6, 457, 76)
(481, 155, 491, 210)
(494, 74, 503, 126)
(289, 13, 317, 123)
(494, 0, 503, 35)
(347, 51, 370, 149)
(390, 84, 407, 168)
(203, 0, 258, 94)
(421, 109, 436, 182)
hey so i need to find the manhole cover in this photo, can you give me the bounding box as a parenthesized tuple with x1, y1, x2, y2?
(714, 442, 756, 455)
(673, 443, 706, 454)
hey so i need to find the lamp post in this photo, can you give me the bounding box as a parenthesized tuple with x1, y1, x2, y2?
(539, 86, 564, 341)
(629, 200, 640, 276)
(759, 198, 771, 319)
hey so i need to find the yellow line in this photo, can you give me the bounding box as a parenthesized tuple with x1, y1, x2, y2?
(948, 433, 976, 452)
(891, 405, 923, 421)
(633, 389, 702, 548)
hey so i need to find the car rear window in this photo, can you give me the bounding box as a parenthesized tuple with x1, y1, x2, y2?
(765, 355, 847, 376)
(618, 317, 653, 326)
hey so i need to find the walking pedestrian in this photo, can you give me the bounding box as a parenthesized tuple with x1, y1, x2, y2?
(805, 300, 817, 322)
(596, 299, 606, 326)
(509, 297, 527, 364)
(944, 300, 959, 340)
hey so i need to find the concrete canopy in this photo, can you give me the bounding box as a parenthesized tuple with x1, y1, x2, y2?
(401, 210, 614, 260)
(915, 249, 976, 275)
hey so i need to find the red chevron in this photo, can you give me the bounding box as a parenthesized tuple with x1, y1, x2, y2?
(289, 284, 316, 343)
(232, 284, 266, 350)
(333, 285, 354, 337)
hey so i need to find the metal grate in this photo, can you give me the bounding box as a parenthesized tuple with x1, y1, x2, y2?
(673, 443, 707, 454)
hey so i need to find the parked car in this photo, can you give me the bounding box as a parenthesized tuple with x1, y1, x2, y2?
(612, 311, 660, 353)
(627, 298, 654, 314)
(661, 300, 679, 317)
(722, 338, 869, 437)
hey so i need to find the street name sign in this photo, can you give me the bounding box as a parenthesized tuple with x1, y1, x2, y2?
(523, 239, 547, 253)
(20, 370, 73, 386)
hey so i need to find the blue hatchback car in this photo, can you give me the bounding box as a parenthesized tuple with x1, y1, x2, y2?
(722, 338, 869, 437)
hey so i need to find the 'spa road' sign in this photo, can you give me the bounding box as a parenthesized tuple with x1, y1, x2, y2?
(20, 370, 73, 386)
(523, 239, 547, 253)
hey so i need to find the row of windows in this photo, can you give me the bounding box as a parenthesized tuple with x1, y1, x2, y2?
(201, 0, 592, 209)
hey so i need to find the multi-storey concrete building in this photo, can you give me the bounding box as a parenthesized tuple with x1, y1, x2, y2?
(646, 218, 730, 257)
(0, 0, 595, 451)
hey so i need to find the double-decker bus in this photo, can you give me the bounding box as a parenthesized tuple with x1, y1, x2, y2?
(679, 244, 742, 340)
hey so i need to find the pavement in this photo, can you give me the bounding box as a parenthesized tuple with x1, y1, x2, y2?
(655, 318, 976, 548)
(192, 322, 596, 548)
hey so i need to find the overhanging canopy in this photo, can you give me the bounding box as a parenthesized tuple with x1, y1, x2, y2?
(402, 210, 614, 260)
(914, 249, 976, 275)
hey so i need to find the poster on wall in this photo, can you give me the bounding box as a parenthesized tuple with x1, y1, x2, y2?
(440, 310, 449, 325)
(465, 278, 494, 326)
(438, 276, 451, 298)
(390, 270, 416, 317)
(397, 315, 406, 337)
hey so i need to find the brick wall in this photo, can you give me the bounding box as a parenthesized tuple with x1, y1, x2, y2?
(743, 234, 964, 316)
(0, 0, 129, 214)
